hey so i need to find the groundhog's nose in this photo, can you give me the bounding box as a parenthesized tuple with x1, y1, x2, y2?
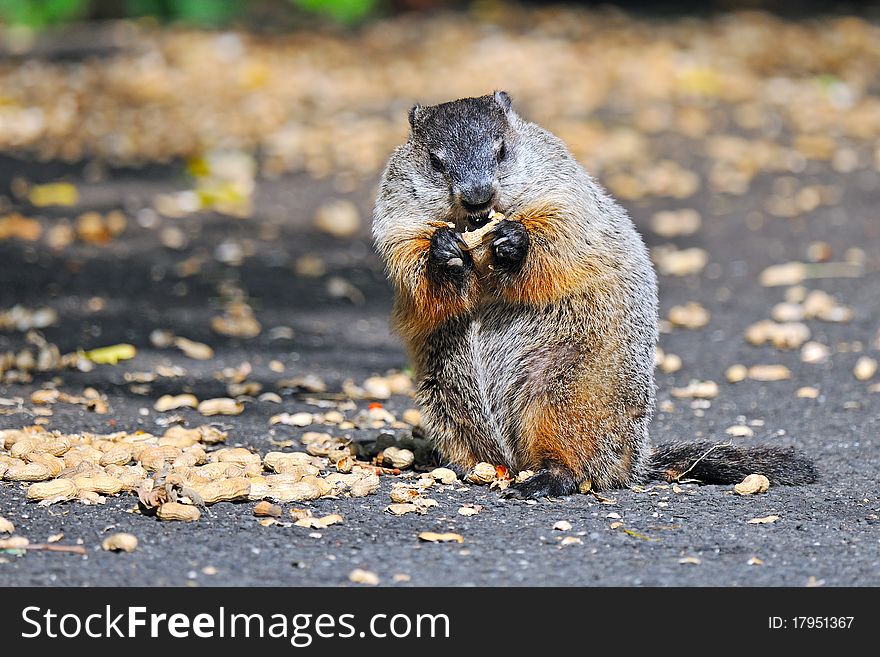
(457, 180, 497, 213)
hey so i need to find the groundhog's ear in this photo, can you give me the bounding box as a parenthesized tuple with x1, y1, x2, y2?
(494, 91, 512, 113)
(408, 103, 422, 130)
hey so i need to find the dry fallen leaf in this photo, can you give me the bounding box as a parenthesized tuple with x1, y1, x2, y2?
(748, 514, 780, 524)
(28, 182, 79, 207)
(386, 503, 420, 516)
(418, 531, 464, 543)
(295, 514, 343, 528)
(81, 344, 136, 365)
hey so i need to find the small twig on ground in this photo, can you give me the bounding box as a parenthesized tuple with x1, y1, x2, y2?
(8, 543, 87, 556)
(673, 443, 725, 483)
(295, 392, 352, 401)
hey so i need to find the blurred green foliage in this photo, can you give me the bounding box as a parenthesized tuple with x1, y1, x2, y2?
(0, 0, 379, 27)
(0, 0, 88, 27)
(125, 0, 246, 26)
(293, 0, 375, 23)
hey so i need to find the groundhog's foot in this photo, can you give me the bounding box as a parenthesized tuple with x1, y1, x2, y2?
(490, 220, 529, 272)
(503, 467, 580, 500)
(428, 226, 473, 287)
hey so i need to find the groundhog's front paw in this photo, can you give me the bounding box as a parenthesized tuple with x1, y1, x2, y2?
(502, 468, 579, 500)
(428, 226, 473, 286)
(490, 220, 529, 272)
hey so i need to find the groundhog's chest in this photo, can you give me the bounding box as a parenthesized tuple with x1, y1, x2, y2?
(450, 302, 590, 394)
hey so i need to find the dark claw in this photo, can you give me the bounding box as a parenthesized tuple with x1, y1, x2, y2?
(427, 226, 473, 288)
(491, 220, 529, 272)
(429, 226, 472, 269)
(502, 468, 579, 500)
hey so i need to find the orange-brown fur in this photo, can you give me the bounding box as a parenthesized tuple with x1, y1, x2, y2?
(488, 206, 616, 306)
(385, 231, 482, 346)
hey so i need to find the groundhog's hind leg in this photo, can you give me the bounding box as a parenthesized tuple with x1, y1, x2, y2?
(502, 400, 589, 499)
(504, 376, 651, 499)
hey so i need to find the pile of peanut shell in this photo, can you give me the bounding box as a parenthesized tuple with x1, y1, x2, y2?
(0, 424, 385, 522)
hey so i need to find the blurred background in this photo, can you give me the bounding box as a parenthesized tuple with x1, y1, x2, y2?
(0, 0, 878, 415)
(0, 0, 880, 586)
(1, 0, 880, 589)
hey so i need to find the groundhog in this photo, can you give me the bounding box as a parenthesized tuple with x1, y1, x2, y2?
(372, 91, 816, 498)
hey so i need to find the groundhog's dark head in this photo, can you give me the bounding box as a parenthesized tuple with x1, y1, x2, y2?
(407, 91, 515, 228)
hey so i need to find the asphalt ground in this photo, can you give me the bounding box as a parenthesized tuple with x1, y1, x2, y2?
(1, 139, 878, 588)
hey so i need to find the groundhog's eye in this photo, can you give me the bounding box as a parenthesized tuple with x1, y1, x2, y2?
(496, 139, 507, 162)
(428, 152, 445, 174)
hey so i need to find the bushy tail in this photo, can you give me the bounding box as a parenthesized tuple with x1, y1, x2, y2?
(649, 441, 817, 486)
